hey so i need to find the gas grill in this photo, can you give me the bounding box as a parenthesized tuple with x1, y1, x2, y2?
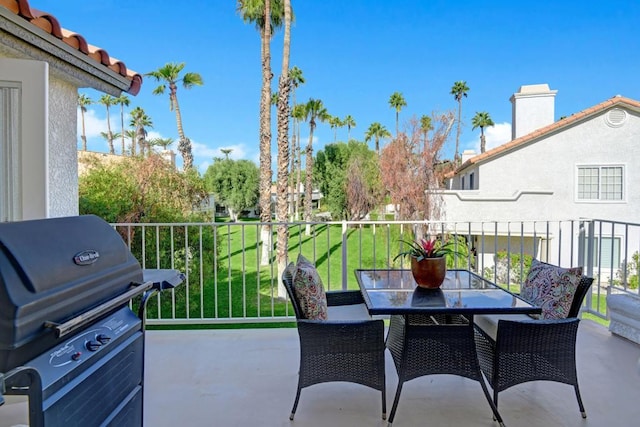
(0, 215, 183, 426)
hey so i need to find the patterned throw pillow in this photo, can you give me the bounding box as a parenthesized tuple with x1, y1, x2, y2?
(521, 259, 583, 320)
(292, 254, 328, 320)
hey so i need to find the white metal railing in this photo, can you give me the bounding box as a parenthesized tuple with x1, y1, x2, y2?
(113, 218, 640, 325)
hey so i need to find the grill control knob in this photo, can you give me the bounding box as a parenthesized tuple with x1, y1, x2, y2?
(96, 334, 111, 345)
(86, 340, 102, 352)
(72, 352, 82, 361)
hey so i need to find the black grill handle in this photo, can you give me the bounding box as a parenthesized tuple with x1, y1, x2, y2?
(44, 282, 153, 338)
(137, 269, 186, 322)
(143, 269, 186, 291)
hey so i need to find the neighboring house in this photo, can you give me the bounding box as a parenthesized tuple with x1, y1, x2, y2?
(441, 84, 640, 273)
(0, 0, 141, 221)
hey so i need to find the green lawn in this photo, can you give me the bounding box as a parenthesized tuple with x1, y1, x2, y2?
(144, 220, 410, 322)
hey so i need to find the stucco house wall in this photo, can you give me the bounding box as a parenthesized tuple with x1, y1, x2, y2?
(0, 1, 141, 221)
(48, 76, 78, 217)
(443, 107, 640, 223)
(440, 87, 640, 274)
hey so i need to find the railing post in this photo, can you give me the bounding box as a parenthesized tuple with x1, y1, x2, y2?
(342, 220, 348, 290)
(582, 220, 595, 314)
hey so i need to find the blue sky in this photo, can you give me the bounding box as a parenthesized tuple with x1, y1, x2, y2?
(35, 0, 639, 173)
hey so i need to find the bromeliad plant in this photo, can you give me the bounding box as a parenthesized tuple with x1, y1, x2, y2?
(394, 236, 463, 262)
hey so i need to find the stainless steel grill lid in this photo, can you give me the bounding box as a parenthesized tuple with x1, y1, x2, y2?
(0, 215, 142, 369)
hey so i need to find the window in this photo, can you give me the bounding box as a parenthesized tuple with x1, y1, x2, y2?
(583, 236, 621, 269)
(0, 58, 48, 221)
(0, 83, 21, 222)
(461, 176, 465, 190)
(469, 172, 475, 190)
(577, 166, 623, 201)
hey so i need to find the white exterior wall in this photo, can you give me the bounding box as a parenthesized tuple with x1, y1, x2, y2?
(442, 109, 640, 224)
(442, 106, 640, 270)
(511, 84, 557, 139)
(0, 57, 79, 220)
(48, 76, 78, 217)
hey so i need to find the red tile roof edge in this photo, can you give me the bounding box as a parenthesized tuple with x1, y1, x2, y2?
(448, 96, 640, 177)
(1, 0, 142, 95)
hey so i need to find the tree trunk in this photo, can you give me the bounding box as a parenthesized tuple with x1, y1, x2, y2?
(455, 100, 462, 163)
(259, 0, 273, 267)
(305, 126, 314, 236)
(276, 0, 292, 299)
(106, 107, 114, 154)
(396, 111, 399, 137)
(295, 120, 302, 220)
(120, 106, 126, 155)
(80, 110, 87, 151)
(171, 89, 193, 170)
(480, 130, 486, 153)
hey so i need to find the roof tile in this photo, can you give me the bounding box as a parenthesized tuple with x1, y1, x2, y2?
(1, 0, 141, 95)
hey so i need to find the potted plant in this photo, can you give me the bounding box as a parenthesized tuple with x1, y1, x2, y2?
(394, 237, 461, 288)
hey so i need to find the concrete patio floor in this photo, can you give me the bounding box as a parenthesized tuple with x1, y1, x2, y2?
(143, 320, 640, 427)
(1, 320, 639, 427)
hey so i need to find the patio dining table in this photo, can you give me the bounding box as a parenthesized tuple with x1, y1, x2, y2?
(354, 268, 541, 426)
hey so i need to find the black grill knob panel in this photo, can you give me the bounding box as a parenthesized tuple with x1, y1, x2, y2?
(86, 340, 102, 351)
(96, 334, 111, 345)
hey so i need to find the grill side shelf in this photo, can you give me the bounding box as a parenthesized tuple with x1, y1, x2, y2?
(43, 282, 153, 339)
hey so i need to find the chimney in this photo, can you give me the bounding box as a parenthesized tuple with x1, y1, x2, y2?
(461, 149, 476, 164)
(510, 84, 557, 139)
(161, 149, 176, 168)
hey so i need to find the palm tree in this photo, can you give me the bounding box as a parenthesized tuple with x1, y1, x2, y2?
(291, 103, 306, 220)
(115, 94, 130, 155)
(388, 92, 407, 137)
(289, 66, 304, 105)
(471, 111, 495, 154)
(364, 122, 391, 155)
(237, 0, 285, 265)
(343, 115, 356, 141)
(98, 94, 116, 154)
(129, 107, 152, 157)
(275, 0, 293, 298)
(146, 62, 203, 170)
(100, 131, 121, 153)
(288, 66, 305, 219)
(450, 80, 470, 163)
(148, 137, 174, 153)
(303, 98, 328, 235)
(78, 94, 92, 151)
(221, 148, 233, 160)
(420, 115, 433, 152)
(123, 129, 137, 155)
(328, 115, 342, 142)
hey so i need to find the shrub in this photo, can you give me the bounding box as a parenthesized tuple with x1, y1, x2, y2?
(484, 251, 533, 286)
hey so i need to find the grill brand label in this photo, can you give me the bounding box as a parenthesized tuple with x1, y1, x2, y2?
(73, 250, 100, 265)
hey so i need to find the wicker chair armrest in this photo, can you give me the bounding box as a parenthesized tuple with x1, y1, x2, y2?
(297, 318, 385, 351)
(495, 317, 580, 354)
(325, 290, 365, 307)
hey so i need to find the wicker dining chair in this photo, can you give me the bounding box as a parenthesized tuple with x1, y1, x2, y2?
(282, 262, 386, 421)
(474, 275, 594, 418)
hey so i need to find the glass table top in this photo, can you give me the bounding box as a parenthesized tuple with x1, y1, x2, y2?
(355, 269, 540, 315)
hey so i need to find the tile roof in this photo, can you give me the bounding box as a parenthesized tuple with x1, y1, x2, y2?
(450, 95, 640, 176)
(1, 0, 142, 95)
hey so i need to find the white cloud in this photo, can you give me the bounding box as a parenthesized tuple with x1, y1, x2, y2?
(190, 141, 253, 173)
(77, 108, 109, 139)
(462, 122, 512, 154)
